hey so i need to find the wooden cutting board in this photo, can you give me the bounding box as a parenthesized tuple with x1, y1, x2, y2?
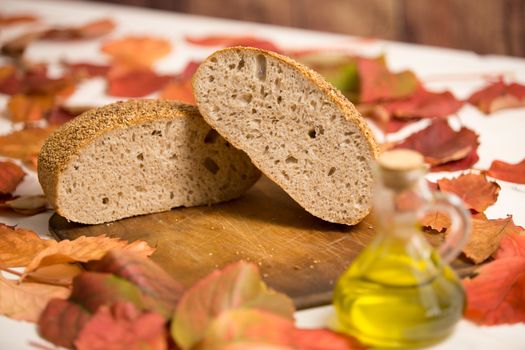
(49, 176, 473, 310)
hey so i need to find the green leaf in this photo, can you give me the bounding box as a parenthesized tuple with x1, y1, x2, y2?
(171, 261, 295, 350)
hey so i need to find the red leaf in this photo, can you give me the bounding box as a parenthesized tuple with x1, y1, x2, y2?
(0, 13, 39, 26)
(494, 225, 525, 259)
(42, 19, 115, 40)
(382, 87, 463, 119)
(75, 302, 166, 350)
(292, 329, 367, 350)
(486, 158, 525, 184)
(437, 173, 500, 212)
(468, 80, 525, 114)
(185, 35, 281, 52)
(0, 161, 25, 194)
(38, 299, 91, 349)
(357, 56, 419, 103)
(430, 148, 479, 173)
(46, 106, 85, 125)
(395, 119, 479, 168)
(102, 36, 172, 68)
(65, 62, 111, 78)
(107, 68, 172, 97)
(178, 60, 201, 81)
(159, 80, 195, 104)
(463, 257, 525, 325)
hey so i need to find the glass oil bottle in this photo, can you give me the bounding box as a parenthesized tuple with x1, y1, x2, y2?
(333, 149, 471, 348)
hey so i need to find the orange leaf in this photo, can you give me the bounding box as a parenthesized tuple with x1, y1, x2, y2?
(159, 80, 195, 104)
(0, 161, 25, 194)
(101, 36, 171, 68)
(0, 13, 39, 26)
(185, 35, 280, 52)
(0, 273, 70, 322)
(23, 235, 155, 275)
(107, 68, 172, 97)
(0, 126, 57, 163)
(468, 80, 525, 114)
(26, 264, 83, 286)
(494, 225, 525, 259)
(487, 158, 525, 184)
(7, 93, 55, 123)
(42, 19, 115, 40)
(437, 173, 500, 212)
(395, 119, 479, 170)
(463, 256, 525, 325)
(0, 223, 54, 268)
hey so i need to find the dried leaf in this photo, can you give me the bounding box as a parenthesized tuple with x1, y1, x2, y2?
(74, 302, 167, 350)
(107, 68, 172, 97)
(0, 223, 53, 268)
(382, 88, 463, 119)
(357, 56, 419, 103)
(5, 195, 48, 215)
(42, 19, 115, 40)
(101, 36, 171, 68)
(0, 126, 56, 163)
(172, 261, 295, 350)
(1, 30, 45, 58)
(88, 250, 184, 318)
(0, 13, 39, 26)
(38, 298, 91, 348)
(160, 80, 195, 104)
(420, 211, 450, 233)
(7, 93, 56, 122)
(26, 264, 82, 286)
(70, 272, 145, 313)
(463, 256, 525, 325)
(437, 173, 500, 212)
(493, 224, 525, 259)
(486, 158, 525, 184)
(292, 328, 367, 350)
(23, 235, 155, 275)
(65, 62, 111, 78)
(468, 80, 525, 114)
(185, 35, 280, 52)
(46, 106, 87, 125)
(430, 148, 479, 173)
(0, 273, 70, 322)
(395, 119, 479, 169)
(0, 161, 25, 194)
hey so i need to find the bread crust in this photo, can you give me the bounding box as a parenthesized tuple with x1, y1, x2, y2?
(192, 47, 379, 225)
(38, 99, 204, 218)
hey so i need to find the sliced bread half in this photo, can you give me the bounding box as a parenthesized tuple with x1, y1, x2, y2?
(38, 99, 260, 224)
(192, 47, 379, 225)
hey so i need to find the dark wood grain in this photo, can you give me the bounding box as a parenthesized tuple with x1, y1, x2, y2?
(50, 176, 475, 309)
(90, 0, 525, 57)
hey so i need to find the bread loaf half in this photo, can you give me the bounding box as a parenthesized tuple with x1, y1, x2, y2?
(38, 99, 260, 224)
(193, 47, 379, 225)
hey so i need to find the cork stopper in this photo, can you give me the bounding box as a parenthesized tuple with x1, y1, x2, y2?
(377, 149, 426, 190)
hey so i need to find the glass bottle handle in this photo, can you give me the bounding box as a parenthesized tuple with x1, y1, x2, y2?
(420, 192, 471, 264)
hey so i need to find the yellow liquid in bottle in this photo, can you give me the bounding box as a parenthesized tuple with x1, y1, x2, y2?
(333, 229, 465, 348)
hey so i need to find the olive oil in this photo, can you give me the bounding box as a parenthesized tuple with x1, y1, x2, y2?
(333, 150, 470, 348)
(333, 227, 465, 348)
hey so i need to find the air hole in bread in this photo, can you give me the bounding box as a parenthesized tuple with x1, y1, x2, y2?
(151, 130, 162, 136)
(308, 129, 316, 139)
(310, 100, 317, 108)
(67, 188, 72, 193)
(74, 165, 79, 170)
(251, 108, 257, 114)
(237, 58, 245, 70)
(170, 192, 174, 199)
(228, 63, 235, 69)
(281, 170, 289, 180)
(256, 54, 267, 81)
(169, 153, 178, 160)
(291, 104, 297, 112)
(137, 153, 144, 161)
(285, 156, 298, 164)
(135, 186, 146, 192)
(210, 57, 217, 63)
(240, 93, 253, 103)
(118, 192, 123, 197)
(277, 96, 282, 104)
(328, 167, 336, 176)
(209, 76, 215, 82)
(204, 129, 219, 144)
(264, 145, 269, 154)
(102, 197, 109, 204)
(204, 157, 219, 175)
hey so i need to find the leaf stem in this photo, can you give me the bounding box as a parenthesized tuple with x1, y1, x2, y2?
(0, 266, 72, 288)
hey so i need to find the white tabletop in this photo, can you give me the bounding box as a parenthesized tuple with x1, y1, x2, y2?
(1, 0, 525, 349)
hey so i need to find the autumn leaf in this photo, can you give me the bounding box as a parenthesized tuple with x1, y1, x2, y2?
(1, 31, 44, 59)
(0, 13, 39, 26)
(42, 19, 115, 40)
(172, 261, 295, 350)
(101, 36, 172, 68)
(493, 224, 525, 259)
(88, 250, 184, 318)
(74, 301, 167, 350)
(70, 272, 145, 313)
(23, 235, 155, 275)
(292, 328, 367, 350)
(0, 273, 70, 322)
(463, 257, 525, 325)
(4, 195, 48, 215)
(357, 56, 419, 103)
(0, 126, 56, 164)
(46, 106, 88, 125)
(107, 67, 172, 97)
(381, 87, 463, 119)
(437, 173, 500, 212)
(185, 35, 281, 52)
(430, 149, 479, 173)
(0, 161, 25, 194)
(38, 298, 91, 348)
(178, 60, 201, 81)
(160, 80, 195, 104)
(7, 93, 56, 123)
(65, 62, 111, 79)
(468, 79, 525, 114)
(395, 119, 479, 170)
(486, 158, 525, 184)
(0, 224, 53, 268)
(26, 264, 82, 286)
